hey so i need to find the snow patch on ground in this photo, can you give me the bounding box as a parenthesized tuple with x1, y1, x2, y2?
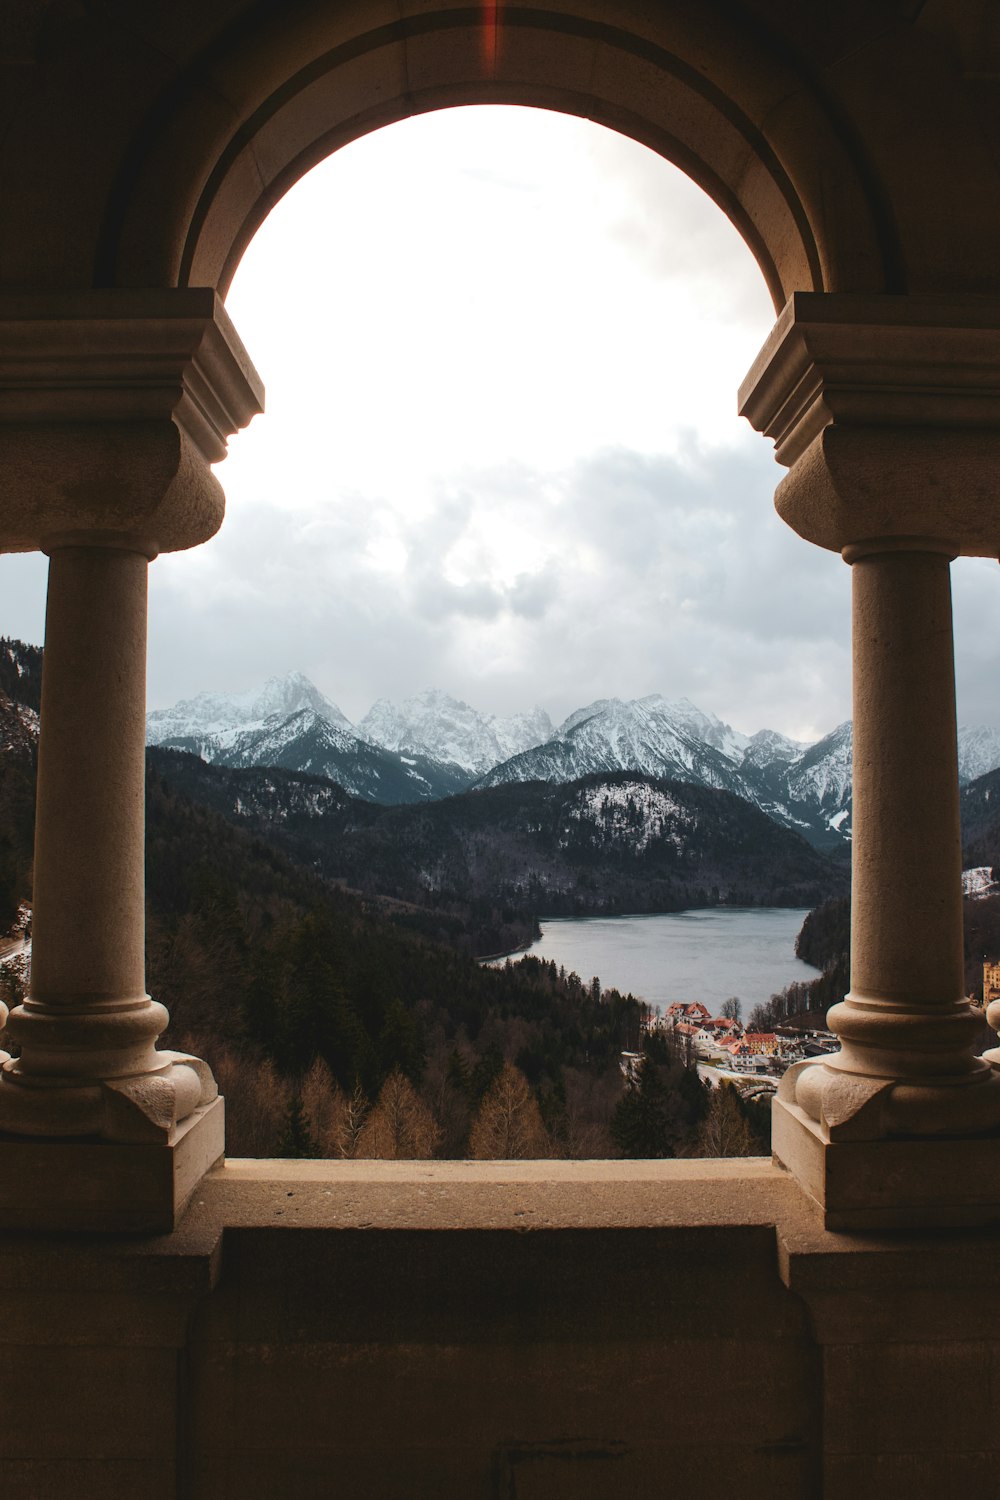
(562, 779, 692, 853)
(963, 866, 999, 899)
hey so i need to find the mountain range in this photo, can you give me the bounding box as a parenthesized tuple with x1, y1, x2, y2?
(3, 638, 1000, 951)
(146, 672, 1000, 850)
(146, 678, 473, 802)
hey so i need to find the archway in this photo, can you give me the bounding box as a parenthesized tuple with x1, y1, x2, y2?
(144, 102, 835, 1161)
(90, 2, 895, 303)
(2, 0, 999, 1238)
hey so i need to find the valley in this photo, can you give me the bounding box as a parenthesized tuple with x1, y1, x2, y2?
(4, 637, 1000, 1161)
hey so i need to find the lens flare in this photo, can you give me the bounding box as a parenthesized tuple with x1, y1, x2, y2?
(482, 0, 501, 74)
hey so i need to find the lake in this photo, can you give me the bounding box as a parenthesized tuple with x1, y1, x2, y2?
(515, 907, 821, 1013)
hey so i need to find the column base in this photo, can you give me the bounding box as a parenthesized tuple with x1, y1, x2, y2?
(0, 1095, 224, 1233)
(773, 1095, 1000, 1230)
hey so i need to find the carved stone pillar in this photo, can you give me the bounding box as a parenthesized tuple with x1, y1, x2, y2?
(0, 290, 263, 1230)
(740, 293, 1000, 1228)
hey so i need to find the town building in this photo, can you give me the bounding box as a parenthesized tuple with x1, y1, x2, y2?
(984, 961, 1000, 1009)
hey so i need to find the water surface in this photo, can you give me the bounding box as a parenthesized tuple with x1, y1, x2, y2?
(518, 907, 821, 1012)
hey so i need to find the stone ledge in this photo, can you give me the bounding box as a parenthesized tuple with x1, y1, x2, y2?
(193, 1155, 799, 1232)
(773, 1095, 1000, 1232)
(2, 1155, 1000, 1310)
(0, 1096, 224, 1235)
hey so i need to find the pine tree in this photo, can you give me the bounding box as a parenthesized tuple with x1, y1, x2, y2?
(611, 1057, 675, 1158)
(276, 1094, 317, 1158)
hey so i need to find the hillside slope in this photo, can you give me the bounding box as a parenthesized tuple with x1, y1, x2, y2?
(149, 750, 848, 924)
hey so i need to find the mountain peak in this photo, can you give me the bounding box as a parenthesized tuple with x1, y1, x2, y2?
(146, 672, 353, 745)
(359, 691, 553, 774)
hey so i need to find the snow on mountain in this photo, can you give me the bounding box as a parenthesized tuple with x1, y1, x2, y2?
(143, 667, 1000, 843)
(962, 866, 1000, 899)
(557, 699, 620, 737)
(146, 677, 474, 804)
(957, 725, 1000, 785)
(740, 728, 805, 771)
(481, 696, 754, 803)
(481, 699, 856, 847)
(205, 708, 474, 804)
(783, 722, 853, 817)
(358, 689, 553, 775)
(146, 672, 353, 746)
(0, 698, 38, 758)
(561, 778, 695, 854)
(556, 695, 747, 763)
(642, 695, 749, 762)
(214, 709, 357, 772)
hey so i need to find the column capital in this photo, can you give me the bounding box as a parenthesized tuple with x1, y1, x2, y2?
(0, 288, 263, 555)
(739, 292, 1000, 556)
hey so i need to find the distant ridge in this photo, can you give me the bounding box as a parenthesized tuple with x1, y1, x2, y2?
(145, 670, 1000, 839)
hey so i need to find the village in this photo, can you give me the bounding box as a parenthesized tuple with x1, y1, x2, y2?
(642, 1000, 839, 1086)
(644, 962, 1000, 1091)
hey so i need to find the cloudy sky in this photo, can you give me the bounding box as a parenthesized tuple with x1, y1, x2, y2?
(2, 105, 998, 742)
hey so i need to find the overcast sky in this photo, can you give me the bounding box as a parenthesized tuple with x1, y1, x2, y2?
(2, 105, 998, 742)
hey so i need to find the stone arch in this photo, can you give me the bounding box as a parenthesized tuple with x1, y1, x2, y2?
(94, 2, 897, 310)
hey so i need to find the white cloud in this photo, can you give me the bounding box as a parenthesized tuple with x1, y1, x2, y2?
(0, 105, 997, 746)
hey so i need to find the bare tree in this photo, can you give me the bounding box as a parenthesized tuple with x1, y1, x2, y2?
(695, 1082, 756, 1158)
(209, 1048, 289, 1157)
(356, 1069, 440, 1159)
(338, 1080, 372, 1158)
(469, 1061, 552, 1159)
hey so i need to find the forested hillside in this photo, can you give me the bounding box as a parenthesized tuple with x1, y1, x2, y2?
(146, 763, 651, 1155)
(147, 749, 848, 945)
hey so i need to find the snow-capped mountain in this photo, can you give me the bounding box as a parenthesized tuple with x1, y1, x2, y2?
(481, 696, 754, 802)
(783, 722, 854, 833)
(146, 672, 352, 748)
(146, 674, 474, 804)
(741, 728, 806, 772)
(478, 701, 851, 847)
(358, 689, 553, 774)
(144, 668, 1000, 840)
(957, 725, 1000, 785)
(208, 708, 472, 803)
(633, 695, 749, 763)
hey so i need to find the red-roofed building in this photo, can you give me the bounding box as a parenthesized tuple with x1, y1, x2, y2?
(664, 1001, 713, 1027)
(712, 1017, 743, 1035)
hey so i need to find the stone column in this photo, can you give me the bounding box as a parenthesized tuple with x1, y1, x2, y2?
(740, 293, 1000, 1228)
(0, 290, 263, 1230)
(30, 546, 152, 1040)
(2, 542, 213, 1142)
(798, 541, 996, 1136)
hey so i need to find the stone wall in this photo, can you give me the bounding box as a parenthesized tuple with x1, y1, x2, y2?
(2, 1159, 998, 1499)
